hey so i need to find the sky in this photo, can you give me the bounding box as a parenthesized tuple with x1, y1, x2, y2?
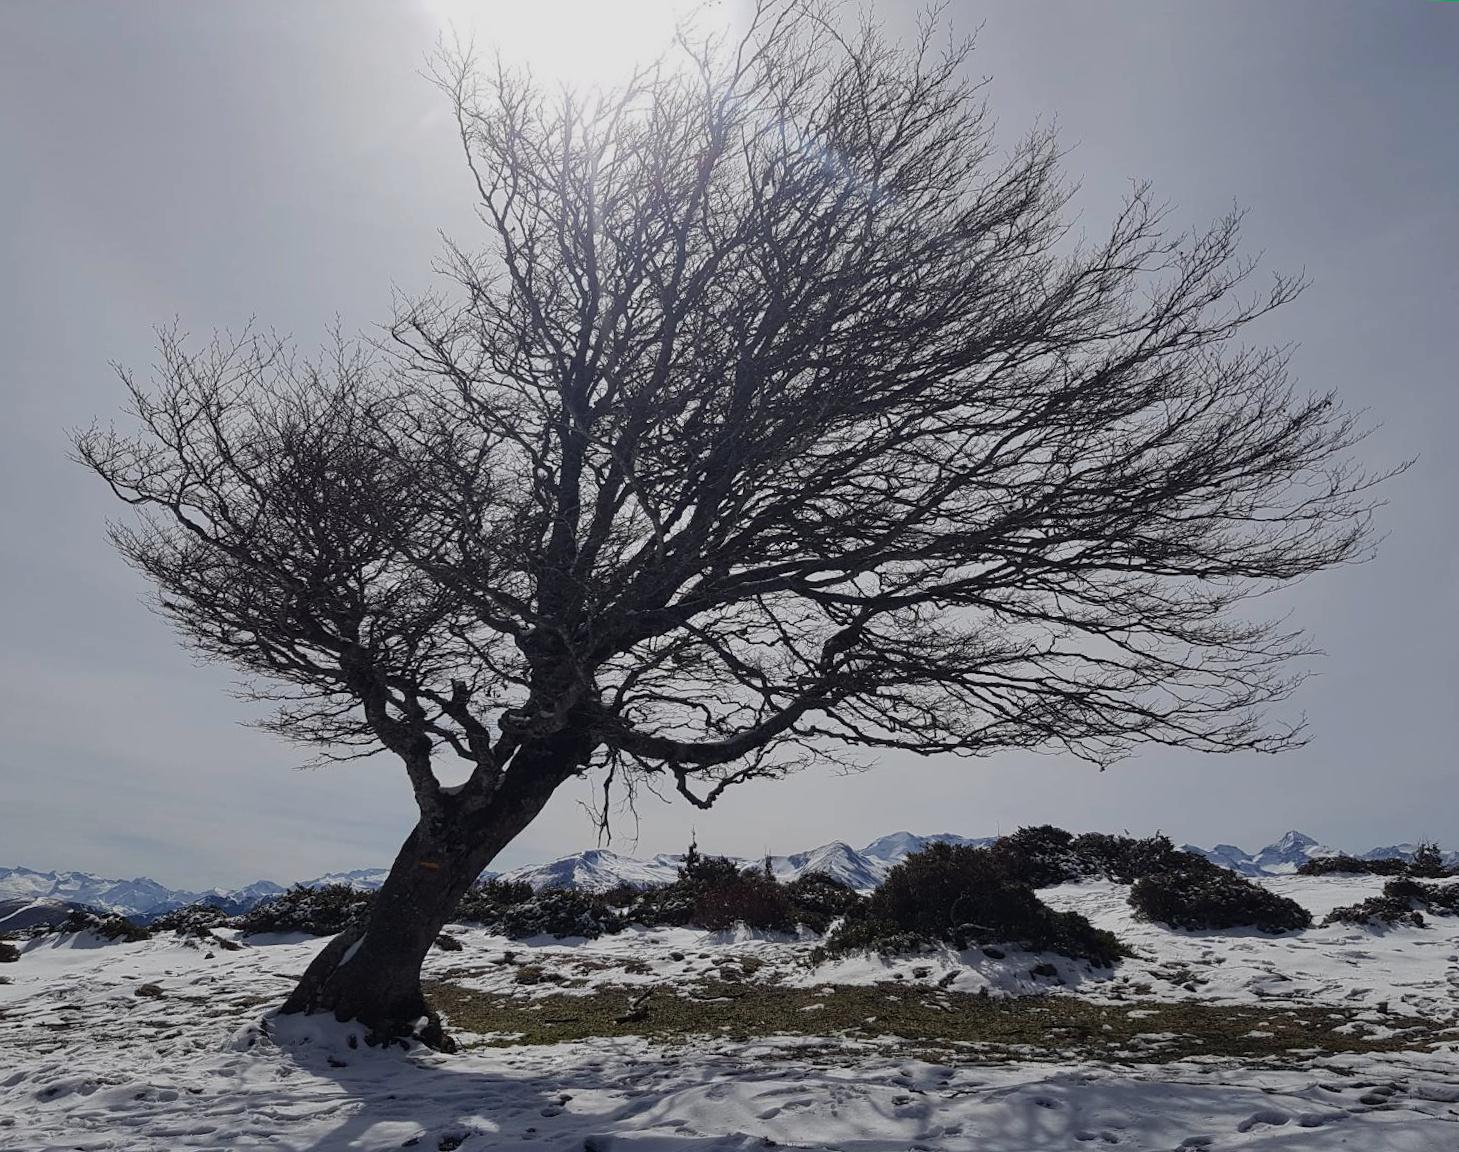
(1, 1, 1455, 891)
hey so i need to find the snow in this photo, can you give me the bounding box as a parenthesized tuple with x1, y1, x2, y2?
(4, 877, 1459, 1149)
(1041, 877, 1459, 1019)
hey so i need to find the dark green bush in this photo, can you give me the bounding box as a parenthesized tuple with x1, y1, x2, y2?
(453, 878, 535, 924)
(1297, 855, 1409, 877)
(611, 846, 864, 934)
(150, 901, 237, 935)
(35, 909, 153, 942)
(235, 884, 374, 936)
(687, 868, 796, 932)
(451, 879, 622, 938)
(782, 872, 867, 933)
(97, 915, 151, 942)
(1129, 856, 1311, 933)
(1070, 832, 1182, 884)
(1409, 878, 1459, 912)
(496, 888, 624, 939)
(984, 825, 1186, 887)
(1326, 876, 1459, 929)
(990, 825, 1086, 886)
(1410, 842, 1450, 879)
(623, 882, 698, 928)
(819, 842, 1125, 965)
(598, 882, 651, 908)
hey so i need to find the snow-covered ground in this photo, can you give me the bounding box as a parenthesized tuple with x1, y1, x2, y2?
(3, 877, 1458, 1150)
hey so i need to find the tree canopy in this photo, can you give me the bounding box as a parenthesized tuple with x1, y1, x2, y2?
(76, 0, 1390, 1037)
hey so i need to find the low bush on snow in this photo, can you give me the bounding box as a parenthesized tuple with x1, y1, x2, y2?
(817, 841, 1126, 966)
(235, 884, 373, 936)
(1408, 842, 1452, 878)
(1324, 876, 1459, 929)
(454, 878, 535, 922)
(149, 901, 237, 936)
(452, 884, 624, 939)
(781, 871, 868, 931)
(22, 909, 153, 942)
(611, 844, 867, 934)
(1129, 855, 1311, 934)
(988, 824, 1191, 887)
(496, 889, 625, 939)
(1297, 855, 1411, 877)
(1298, 842, 1451, 879)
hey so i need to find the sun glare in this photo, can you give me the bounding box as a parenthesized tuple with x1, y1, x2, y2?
(418, 0, 722, 87)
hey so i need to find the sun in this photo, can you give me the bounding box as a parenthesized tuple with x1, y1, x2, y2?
(416, 0, 724, 88)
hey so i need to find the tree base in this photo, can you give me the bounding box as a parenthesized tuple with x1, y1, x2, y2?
(280, 925, 456, 1052)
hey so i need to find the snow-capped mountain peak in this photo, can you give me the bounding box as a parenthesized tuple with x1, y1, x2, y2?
(770, 841, 885, 890)
(499, 848, 680, 893)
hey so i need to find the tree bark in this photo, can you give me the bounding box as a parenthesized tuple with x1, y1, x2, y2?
(280, 745, 576, 1047)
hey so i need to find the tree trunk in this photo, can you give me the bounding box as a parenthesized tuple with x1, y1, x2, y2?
(280, 747, 575, 1047)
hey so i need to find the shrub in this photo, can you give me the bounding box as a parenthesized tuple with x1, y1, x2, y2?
(782, 872, 867, 933)
(235, 884, 374, 936)
(1410, 842, 1449, 879)
(598, 882, 650, 908)
(95, 915, 153, 942)
(688, 868, 796, 932)
(1129, 856, 1311, 933)
(990, 825, 1085, 887)
(1410, 878, 1459, 913)
(1325, 892, 1425, 929)
(150, 902, 237, 936)
(1325, 877, 1459, 928)
(679, 843, 749, 888)
(985, 825, 1186, 887)
(607, 845, 866, 934)
(453, 878, 534, 924)
(33, 909, 153, 942)
(496, 888, 624, 939)
(449, 879, 621, 939)
(1297, 855, 1409, 877)
(623, 882, 697, 928)
(1071, 832, 1182, 884)
(820, 842, 1125, 965)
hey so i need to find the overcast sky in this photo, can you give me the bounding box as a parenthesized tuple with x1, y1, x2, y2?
(1, 1, 1455, 890)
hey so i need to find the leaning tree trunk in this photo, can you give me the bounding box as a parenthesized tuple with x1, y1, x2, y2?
(280, 750, 573, 1047)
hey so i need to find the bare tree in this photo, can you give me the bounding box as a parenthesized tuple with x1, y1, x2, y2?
(77, 2, 1391, 1043)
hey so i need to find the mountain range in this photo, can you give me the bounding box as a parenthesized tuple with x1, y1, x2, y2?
(4, 830, 1455, 923)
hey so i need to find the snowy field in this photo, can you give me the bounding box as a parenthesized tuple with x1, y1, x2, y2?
(3, 877, 1459, 1150)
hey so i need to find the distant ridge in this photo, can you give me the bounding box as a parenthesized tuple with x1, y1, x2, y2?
(5, 830, 1456, 919)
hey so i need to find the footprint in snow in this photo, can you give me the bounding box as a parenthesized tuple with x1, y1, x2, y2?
(1237, 1109, 1290, 1132)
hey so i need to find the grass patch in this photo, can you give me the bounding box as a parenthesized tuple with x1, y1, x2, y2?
(425, 978, 1441, 1064)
